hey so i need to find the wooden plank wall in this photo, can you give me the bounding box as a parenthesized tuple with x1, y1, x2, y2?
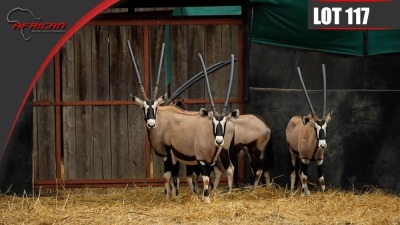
(33, 23, 240, 182)
(33, 59, 56, 180)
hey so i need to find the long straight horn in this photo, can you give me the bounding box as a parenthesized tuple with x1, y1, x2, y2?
(297, 67, 316, 116)
(198, 53, 217, 115)
(322, 64, 327, 116)
(153, 42, 165, 99)
(222, 54, 235, 115)
(127, 40, 148, 100)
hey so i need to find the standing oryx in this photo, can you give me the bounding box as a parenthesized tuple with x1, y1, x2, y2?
(228, 114, 273, 188)
(286, 64, 332, 196)
(128, 41, 179, 199)
(129, 42, 239, 202)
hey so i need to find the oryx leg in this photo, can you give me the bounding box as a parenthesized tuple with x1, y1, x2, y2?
(219, 150, 234, 192)
(212, 159, 223, 191)
(317, 159, 325, 192)
(248, 147, 263, 188)
(163, 156, 173, 200)
(171, 160, 180, 196)
(186, 165, 198, 194)
(198, 160, 212, 203)
(289, 151, 298, 192)
(169, 151, 181, 197)
(300, 158, 311, 196)
(230, 145, 240, 188)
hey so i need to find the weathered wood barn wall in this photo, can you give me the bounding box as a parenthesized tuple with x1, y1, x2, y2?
(247, 44, 400, 193)
(32, 11, 243, 187)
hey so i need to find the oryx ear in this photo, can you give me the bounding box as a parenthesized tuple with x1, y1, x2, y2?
(227, 109, 240, 120)
(132, 96, 144, 106)
(175, 99, 186, 110)
(302, 116, 310, 125)
(199, 108, 208, 118)
(325, 111, 333, 123)
(155, 94, 166, 105)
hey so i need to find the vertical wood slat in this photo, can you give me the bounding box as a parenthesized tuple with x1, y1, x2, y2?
(109, 26, 129, 179)
(92, 26, 111, 179)
(127, 26, 146, 179)
(149, 25, 167, 179)
(170, 25, 189, 100)
(62, 37, 76, 180)
(35, 59, 56, 180)
(205, 25, 223, 105)
(186, 25, 205, 102)
(74, 27, 94, 180)
(54, 52, 62, 180)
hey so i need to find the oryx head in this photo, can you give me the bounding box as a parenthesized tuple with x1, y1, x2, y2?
(297, 64, 333, 150)
(198, 53, 239, 147)
(133, 94, 166, 128)
(129, 40, 166, 129)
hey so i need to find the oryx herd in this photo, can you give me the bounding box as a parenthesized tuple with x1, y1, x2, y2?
(127, 41, 332, 202)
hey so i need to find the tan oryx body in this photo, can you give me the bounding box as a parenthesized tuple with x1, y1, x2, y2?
(286, 65, 333, 196)
(232, 114, 272, 187)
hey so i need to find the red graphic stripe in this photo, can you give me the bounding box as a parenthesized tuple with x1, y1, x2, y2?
(3, 0, 118, 153)
(317, 0, 391, 2)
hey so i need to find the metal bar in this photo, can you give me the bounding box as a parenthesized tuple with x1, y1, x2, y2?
(172, 98, 242, 104)
(34, 98, 243, 106)
(54, 52, 62, 180)
(88, 17, 243, 26)
(143, 25, 151, 178)
(33, 178, 229, 188)
(34, 100, 134, 106)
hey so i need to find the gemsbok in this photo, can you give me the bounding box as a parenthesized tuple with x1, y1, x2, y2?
(129, 43, 239, 202)
(286, 64, 332, 196)
(127, 41, 179, 199)
(229, 114, 273, 188)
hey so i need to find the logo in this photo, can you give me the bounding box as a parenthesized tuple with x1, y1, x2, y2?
(7, 7, 67, 41)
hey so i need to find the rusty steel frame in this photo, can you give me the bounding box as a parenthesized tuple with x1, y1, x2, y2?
(34, 17, 244, 189)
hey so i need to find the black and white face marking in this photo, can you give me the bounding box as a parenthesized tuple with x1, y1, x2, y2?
(314, 119, 328, 149)
(212, 114, 227, 147)
(143, 100, 159, 129)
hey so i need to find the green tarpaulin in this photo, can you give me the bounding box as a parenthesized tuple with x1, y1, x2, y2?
(250, 0, 400, 56)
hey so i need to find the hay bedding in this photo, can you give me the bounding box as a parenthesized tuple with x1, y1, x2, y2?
(1, 185, 399, 225)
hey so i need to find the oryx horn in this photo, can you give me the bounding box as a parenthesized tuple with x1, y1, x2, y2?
(198, 53, 217, 115)
(322, 64, 327, 116)
(127, 40, 148, 100)
(153, 42, 165, 99)
(222, 54, 235, 115)
(297, 67, 316, 117)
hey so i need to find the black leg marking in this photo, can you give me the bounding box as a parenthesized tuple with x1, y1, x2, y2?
(317, 163, 323, 179)
(300, 160, 309, 178)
